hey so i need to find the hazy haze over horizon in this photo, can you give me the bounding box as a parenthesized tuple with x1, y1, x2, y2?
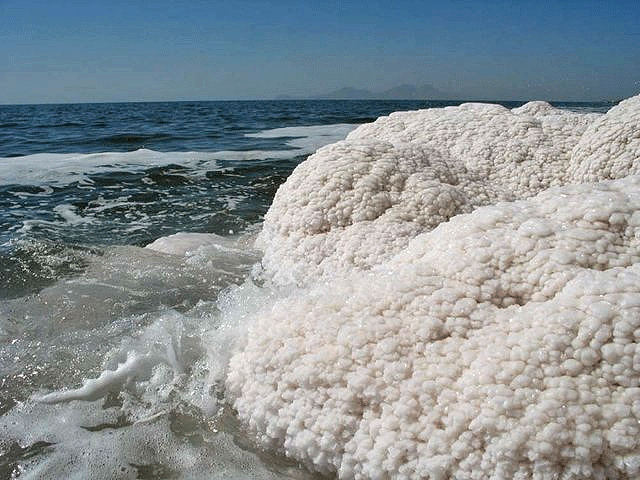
(1, 0, 639, 105)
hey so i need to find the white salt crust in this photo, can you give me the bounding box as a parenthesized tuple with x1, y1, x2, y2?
(256, 99, 605, 285)
(229, 95, 640, 479)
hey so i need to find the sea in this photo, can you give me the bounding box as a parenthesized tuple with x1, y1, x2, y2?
(0, 99, 612, 479)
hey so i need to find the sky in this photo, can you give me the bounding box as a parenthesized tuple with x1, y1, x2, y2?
(1, 0, 639, 104)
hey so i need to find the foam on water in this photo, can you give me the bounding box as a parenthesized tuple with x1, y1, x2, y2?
(0, 400, 303, 479)
(0, 149, 212, 187)
(0, 124, 358, 188)
(246, 124, 358, 152)
(0, 123, 357, 254)
(0, 233, 316, 478)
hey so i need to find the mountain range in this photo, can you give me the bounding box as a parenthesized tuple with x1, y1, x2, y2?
(315, 84, 448, 100)
(276, 84, 449, 101)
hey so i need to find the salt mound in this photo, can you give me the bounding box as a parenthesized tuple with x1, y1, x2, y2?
(230, 177, 640, 479)
(568, 94, 640, 183)
(257, 99, 603, 284)
(256, 142, 475, 285)
(230, 95, 640, 479)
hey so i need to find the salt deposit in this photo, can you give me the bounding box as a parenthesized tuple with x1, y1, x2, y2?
(230, 95, 640, 478)
(256, 99, 602, 284)
(567, 94, 640, 183)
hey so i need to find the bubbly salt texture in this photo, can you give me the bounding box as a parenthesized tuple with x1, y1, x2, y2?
(229, 95, 640, 478)
(0, 98, 632, 480)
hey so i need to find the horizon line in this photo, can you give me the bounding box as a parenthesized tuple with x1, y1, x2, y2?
(0, 96, 623, 107)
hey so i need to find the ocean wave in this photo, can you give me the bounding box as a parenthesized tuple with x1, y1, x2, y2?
(0, 124, 357, 187)
(94, 133, 175, 146)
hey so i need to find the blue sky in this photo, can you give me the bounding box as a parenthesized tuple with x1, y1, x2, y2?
(1, 0, 639, 103)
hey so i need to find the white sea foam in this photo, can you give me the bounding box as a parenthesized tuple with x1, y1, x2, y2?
(0, 399, 295, 479)
(246, 124, 358, 151)
(0, 149, 215, 186)
(0, 236, 295, 478)
(52, 204, 95, 225)
(0, 124, 357, 187)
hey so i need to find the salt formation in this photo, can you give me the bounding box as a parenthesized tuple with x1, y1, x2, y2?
(256, 99, 601, 284)
(567, 95, 640, 183)
(229, 95, 640, 478)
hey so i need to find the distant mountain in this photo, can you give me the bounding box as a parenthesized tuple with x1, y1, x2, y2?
(316, 87, 377, 99)
(315, 84, 447, 100)
(381, 84, 446, 100)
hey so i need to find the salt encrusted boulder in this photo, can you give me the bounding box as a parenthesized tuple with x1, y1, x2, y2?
(257, 99, 602, 285)
(228, 177, 640, 479)
(256, 141, 481, 285)
(346, 100, 598, 197)
(232, 94, 640, 479)
(568, 94, 640, 183)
